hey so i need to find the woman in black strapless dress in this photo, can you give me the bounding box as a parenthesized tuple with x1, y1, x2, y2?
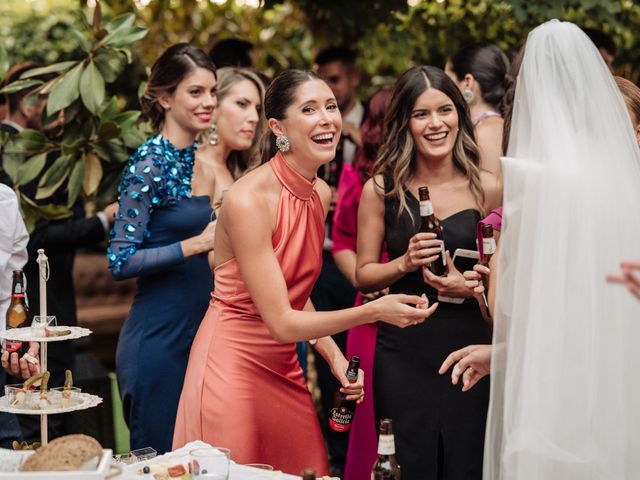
(356, 66, 501, 480)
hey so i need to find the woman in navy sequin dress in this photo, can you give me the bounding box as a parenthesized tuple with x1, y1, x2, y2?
(107, 44, 217, 453)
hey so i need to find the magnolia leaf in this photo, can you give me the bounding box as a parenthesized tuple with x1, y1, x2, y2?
(47, 63, 83, 116)
(16, 152, 47, 185)
(113, 111, 141, 131)
(93, 48, 126, 83)
(37, 153, 71, 189)
(98, 121, 121, 140)
(104, 14, 136, 35)
(0, 79, 43, 95)
(11, 129, 51, 152)
(82, 152, 103, 196)
(19, 61, 77, 79)
(67, 159, 85, 207)
(72, 29, 92, 54)
(104, 26, 148, 49)
(37, 203, 73, 220)
(0, 46, 9, 82)
(101, 97, 120, 120)
(1, 148, 22, 183)
(39, 76, 64, 95)
(80, 61, 105, 115)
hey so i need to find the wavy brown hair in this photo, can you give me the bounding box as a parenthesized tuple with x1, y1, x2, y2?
(373, 65, 485, 221)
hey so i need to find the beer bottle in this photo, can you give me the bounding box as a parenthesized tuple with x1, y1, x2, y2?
(418, 186, 447, 276)
(329, 356, 360, 433)
(480, 223, 496, 266)
(301, 469, 316, 480)
(5, 270, 29, 354)
(371, 418, 401, 480)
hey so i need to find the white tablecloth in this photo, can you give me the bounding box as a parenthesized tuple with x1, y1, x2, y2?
(114, 441, 302, 479)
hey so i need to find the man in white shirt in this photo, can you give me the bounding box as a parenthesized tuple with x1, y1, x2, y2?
(0, 183, 38, 448)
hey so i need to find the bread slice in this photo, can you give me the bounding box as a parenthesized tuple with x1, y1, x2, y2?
(19, 434, 103, 471)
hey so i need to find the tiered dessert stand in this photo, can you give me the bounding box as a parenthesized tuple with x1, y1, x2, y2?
(0, 249, 103, 446)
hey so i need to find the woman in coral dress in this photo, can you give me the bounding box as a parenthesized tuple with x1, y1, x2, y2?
(173, 70, 438, 475)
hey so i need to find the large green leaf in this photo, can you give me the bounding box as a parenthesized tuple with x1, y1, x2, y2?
(72, 29, 92, 54)
(19, 61, 77, 79)
(82, 152, 103, 196)
(113, 111, 141, 131)
(67, 159, 85, 207)
(10, 129, 51, 152)
(103, 26, 148, 49)
(79, 61, 105, 115)
(0, 46, 10, 83)
(93, 48, 126, 83)
(1, 142, 22, 183)
(36, 154, 71, 195)
(47, 63, 83, 116)
(104, 14, 136, 35)
(16, 152, 47, 185)
(36, 203, 73, 220)
(0, 79, 43, 95)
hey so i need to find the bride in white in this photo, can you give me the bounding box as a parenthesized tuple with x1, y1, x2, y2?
(442, 20, 640, 479)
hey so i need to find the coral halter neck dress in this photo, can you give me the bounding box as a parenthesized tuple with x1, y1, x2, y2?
(173, 152, 329, 476)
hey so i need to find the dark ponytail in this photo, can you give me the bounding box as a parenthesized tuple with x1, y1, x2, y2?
(141, 43, 216, 130)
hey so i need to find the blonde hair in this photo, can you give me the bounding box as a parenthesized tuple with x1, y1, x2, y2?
(210, 67, 267, 179)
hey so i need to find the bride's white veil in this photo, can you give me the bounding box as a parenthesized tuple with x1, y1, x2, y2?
(484, 20, 640, 479)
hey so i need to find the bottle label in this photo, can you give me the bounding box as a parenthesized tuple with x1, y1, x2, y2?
(440, 244, 447, 266)
(11, 293, 25, 298)
(329, 406, 354, 432)
(483, 238, 496, 255)
(377, 434, 395, 455)
(419, 200, 433, 217)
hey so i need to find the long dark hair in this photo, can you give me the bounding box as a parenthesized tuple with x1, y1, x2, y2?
(374, 66, 484, 220)
(141, 43, 217, 130)
(260, 69, 320, 164)
(449, 42, 510, 111)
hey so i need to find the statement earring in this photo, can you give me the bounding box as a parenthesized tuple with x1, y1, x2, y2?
(276, 135, 291, 152)
(463, 89, 474, 103)
(209, 122, 219, 145)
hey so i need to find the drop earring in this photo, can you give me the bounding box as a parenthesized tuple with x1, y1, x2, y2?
(276, 135, 291, 152)
(463, 89, 474, 103)
(209, 122, 219, 145)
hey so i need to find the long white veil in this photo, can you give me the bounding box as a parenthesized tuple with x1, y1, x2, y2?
(484, 20, 640, 479)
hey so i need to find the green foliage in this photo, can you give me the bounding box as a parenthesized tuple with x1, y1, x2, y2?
(0, 2, 149, 231)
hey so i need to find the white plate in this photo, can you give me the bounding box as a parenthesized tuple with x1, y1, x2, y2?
(0, 326, 92, 343)
(0, 393, 103, 415)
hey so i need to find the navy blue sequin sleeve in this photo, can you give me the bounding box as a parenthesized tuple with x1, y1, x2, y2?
(107, 135, 196, 280)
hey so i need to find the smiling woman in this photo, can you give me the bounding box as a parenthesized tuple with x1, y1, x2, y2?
(355, 65, 501, 480)
(107, 43, 218, 455)
(173, 69, 439, 475)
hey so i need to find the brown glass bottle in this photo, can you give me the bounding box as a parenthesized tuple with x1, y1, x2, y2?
(5, 270, 29, 354)
(371, 418, 401, 480)
(301, 469, 316, 480)
(329, 356, 360, 433)
(418, 186, 447, 276)
(480, 223, 496, 266)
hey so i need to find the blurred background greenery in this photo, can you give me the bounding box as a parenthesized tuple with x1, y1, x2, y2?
(2, 0, 639, 104)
